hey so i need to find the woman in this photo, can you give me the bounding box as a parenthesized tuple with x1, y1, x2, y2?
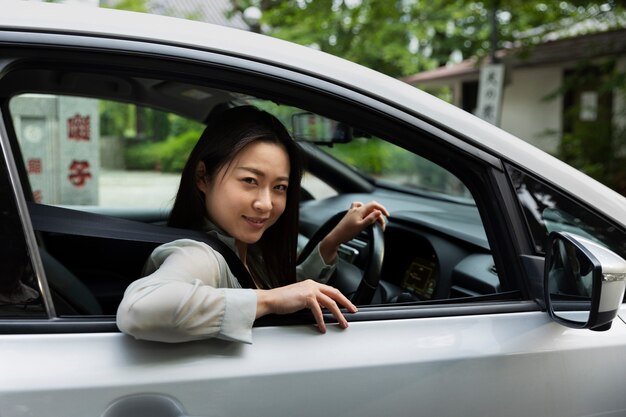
(117, 105, 388, 343)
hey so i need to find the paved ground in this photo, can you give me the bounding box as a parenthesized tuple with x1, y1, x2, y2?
(99, 170, 181, 209)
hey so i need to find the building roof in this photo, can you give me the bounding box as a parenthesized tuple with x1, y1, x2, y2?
(402, 28, 626, 85)
(400, 59, 480, 84)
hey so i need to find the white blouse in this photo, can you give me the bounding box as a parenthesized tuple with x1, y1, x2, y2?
(116, 232, 335, 344)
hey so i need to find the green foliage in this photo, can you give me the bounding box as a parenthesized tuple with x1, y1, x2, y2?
(140, 106, 171, 142)
(324, 138, 412, 176)
(125, 129, 202, 172)
(110, 0, 626, 195)
(101, 98, 205, 173)
(248, 99, 300, 128)
(323, 137, 465, 195)
(234, 0, 625, 78)
(169, 114, 205, 137)
(103, 0, 147, 12)
(100, 101, 131, 137)
(101, 102, 176, 141)
(552, 59, 626, 194)
(234, 0, 626, 196)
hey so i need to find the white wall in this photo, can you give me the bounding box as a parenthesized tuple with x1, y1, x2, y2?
(500, 66, 563, 154)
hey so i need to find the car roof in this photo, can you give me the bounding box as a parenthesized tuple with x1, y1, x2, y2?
(3, 1, 626, 227)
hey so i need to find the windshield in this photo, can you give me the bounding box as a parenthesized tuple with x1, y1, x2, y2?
(321, 137, 473, 202)
(253, 100, 474, 204)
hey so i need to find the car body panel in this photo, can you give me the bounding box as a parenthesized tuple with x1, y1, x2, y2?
(2, 312, 626, 417)
(1, 3, 626, 417)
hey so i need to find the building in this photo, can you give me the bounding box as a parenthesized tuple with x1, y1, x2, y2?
(401, 29, 626, 155)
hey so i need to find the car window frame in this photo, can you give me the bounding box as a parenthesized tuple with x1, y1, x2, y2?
(504, 161, 626, 303)
(0, 107, 56, 318)
(505, 162, 626, 257)
(0, 31, 541, 333)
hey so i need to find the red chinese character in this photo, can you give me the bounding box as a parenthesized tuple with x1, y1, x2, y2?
(27, 158, 42, 174)
(67, 114, 91, 141)
(68, 160, 92, 187)
(33, 190, 42, 203)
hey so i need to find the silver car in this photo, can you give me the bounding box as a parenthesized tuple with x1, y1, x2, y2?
(1, 3, 626, 417)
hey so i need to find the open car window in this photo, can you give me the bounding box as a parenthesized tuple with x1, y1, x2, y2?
(9, 94, 208, 223)
(3, 64, 509, 318)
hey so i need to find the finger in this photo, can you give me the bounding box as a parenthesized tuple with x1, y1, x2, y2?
(317, 292, 349, 329)
(320, 285, 358, 313)
(364, 204, 389, 230)
(362, 210, 381, 226)
(307, 297, 327, 333)
(376, 213, 386, 230)
(365, 200, 390, 217)
(350, 201, 363, 209)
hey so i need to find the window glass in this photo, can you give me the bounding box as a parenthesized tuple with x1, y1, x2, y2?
(322, 138, 472, 202)
(506, 163, 626, 259)
(0, 148, 44, 317)
(9, 94, 204, 211)
(252, 99, 473, 203)
(301, 171, 337, 200)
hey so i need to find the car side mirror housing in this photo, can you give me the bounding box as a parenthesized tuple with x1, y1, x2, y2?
(544, 231, 626, 331)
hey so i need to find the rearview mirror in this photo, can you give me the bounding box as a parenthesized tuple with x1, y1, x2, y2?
(291, 112, 352, 144)
(544, 231, 626, 331)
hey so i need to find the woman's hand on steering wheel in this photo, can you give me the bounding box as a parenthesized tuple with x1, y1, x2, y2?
(319, 201, 389, 264)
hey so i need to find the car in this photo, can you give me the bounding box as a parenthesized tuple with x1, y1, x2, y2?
(1, 2, 626, 417)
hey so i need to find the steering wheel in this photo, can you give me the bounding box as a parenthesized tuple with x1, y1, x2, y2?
(297, 210, 385, 305)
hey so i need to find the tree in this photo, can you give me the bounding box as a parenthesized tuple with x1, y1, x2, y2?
(101, 0, 147, 12)
(107, 0, 626, 192)
(230, 0, 625, 78)
(229, 1, 626, 195)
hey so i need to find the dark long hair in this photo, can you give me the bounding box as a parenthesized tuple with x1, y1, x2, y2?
(168, 105, 303, 287)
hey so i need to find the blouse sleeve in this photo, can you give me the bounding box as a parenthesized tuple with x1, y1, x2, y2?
(296, 242, 337, 284)
(116, 239, 257, 344)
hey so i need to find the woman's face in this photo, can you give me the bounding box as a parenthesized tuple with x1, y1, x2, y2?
(197, 141, 290, 248)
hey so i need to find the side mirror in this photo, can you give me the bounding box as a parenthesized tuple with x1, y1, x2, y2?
(544, 231, 626, 331)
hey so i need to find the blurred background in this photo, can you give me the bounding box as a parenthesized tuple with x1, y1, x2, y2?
(16, 0, 626, 197)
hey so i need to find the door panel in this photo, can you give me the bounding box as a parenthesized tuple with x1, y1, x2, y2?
(2, 312, 625, 417)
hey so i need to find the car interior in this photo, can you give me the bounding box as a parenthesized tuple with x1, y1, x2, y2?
(0, 52, 522, 321)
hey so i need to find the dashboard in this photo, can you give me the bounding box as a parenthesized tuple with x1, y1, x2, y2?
(299, 192, 501, 304)
(380, 223, 499, 301)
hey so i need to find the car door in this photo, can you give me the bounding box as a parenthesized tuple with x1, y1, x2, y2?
(1, 11, 626, 417)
